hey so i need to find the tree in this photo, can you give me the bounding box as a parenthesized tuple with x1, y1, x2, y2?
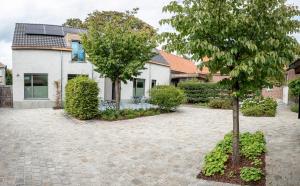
(62, 18, 85, 28)
(289, 78, 300, 118)
(5, 69, 12, 85)
(160, 0, 300, 167)
(81, 9, 157, 110)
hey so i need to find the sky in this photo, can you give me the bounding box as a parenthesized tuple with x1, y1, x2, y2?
(0, 0, 300, 68)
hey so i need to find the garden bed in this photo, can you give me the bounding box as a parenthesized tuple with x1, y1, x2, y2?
(198, 154, 266, 185)
(197, 131, 266, 186)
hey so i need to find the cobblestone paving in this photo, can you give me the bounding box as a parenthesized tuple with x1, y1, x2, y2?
(0, 104, 299, 186)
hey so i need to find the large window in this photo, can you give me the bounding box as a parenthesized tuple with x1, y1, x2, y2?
(24, 74, 48, 99)
(72, 41, 85, 62)
(133, 78, 145, 97)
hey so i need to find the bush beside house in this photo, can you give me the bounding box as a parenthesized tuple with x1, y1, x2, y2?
(150, 85, 186, 111)
(65, 76, 99, 120)
(178, 81, 229, 104)
(241, 97, 277, 117)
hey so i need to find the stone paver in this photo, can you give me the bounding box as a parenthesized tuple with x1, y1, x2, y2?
(0, 104, 299, 186)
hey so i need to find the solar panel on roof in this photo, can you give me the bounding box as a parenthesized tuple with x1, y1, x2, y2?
(45, 25, 64, 36)
(25, 24, 45, 35)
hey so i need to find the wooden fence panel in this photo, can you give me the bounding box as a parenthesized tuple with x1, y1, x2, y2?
(0, 86, 13, 107)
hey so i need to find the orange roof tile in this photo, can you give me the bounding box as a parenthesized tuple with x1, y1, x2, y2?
(159, 50, 209, 75)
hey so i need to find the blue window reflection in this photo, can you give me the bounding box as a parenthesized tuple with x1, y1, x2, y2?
(72, 41, 85, 62)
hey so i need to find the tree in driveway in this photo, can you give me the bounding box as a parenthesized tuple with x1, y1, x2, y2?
(160, 0, 300, 167)
(81, 9, 157, 110)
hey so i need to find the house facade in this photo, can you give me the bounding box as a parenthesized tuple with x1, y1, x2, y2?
(12, 23, 170, 108)
(0, 63, 6, 85)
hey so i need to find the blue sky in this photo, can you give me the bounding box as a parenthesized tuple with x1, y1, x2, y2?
(0, 0, 299, 68)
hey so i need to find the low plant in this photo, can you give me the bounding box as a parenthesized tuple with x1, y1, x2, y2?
(208, 98, 232, 109)
(291, 104, 299, 113)
(240, 131, 266, 159)
(240, 167, 263, 182)
(202, 147, 228, 176)
(251, 158, 263, 167)
(241, 97, 277, 117)
(150, 85, 186, 111)
(99, 108, 160, 121)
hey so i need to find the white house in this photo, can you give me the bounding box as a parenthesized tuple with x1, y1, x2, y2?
(0, 62, 6, 85)
(12, 23, 171, 108)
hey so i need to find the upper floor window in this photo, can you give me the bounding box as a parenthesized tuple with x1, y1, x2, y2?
(72, 41, 85, 62)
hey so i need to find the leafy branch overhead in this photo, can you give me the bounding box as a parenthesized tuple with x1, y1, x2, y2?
(160, 0, 300, 96)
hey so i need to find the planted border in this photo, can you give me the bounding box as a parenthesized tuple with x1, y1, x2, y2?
(198, 131, 266, 186)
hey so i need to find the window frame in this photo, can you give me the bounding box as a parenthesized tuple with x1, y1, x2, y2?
(133, 78, 145, 97)
(24, 73, 48, 100)
(71, 40, 86, 63)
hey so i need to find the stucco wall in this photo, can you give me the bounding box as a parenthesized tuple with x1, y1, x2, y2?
(12, 50, 105, 108)
(121, 63, 170, 100)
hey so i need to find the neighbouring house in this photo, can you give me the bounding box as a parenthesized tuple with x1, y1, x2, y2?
(12, 23, 170, 108)
(158, 50, 210, 85)
(0, 62, 6, 85)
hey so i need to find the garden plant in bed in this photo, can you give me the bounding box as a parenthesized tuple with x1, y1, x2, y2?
(198, 131, 266, 185)
(241, 97, 277, 117)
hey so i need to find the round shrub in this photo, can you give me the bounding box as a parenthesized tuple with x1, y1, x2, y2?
(150, 85, 186, 111)
(241, 97, 277, 117)
(65, 76, 99, 120)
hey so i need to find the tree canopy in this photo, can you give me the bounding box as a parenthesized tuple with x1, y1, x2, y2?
(62, 18, 85, 28)
(160, 0, 300, 96)
(81, 9, 157, 109)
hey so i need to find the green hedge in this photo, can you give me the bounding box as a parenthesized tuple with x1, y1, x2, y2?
(178, 81, 229, 103)
(65, 76, 99, 120)
(208, 98, 232, 109)
(150, 85, 186, 111)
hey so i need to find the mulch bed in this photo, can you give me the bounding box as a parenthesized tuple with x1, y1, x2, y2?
(197, 154, 266, 186)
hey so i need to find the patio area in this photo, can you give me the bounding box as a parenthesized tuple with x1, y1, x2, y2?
(0, 103, 299, 186)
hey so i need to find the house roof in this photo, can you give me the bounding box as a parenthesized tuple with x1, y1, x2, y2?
(289, 58, 300, 74)
(158, 50, 209, 74)
(12, 23, 86, 49)
(0, 62, 6, 68)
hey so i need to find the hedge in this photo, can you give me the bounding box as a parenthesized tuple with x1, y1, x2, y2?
(65, 76, 99, 120)
(178, 81, 230, 103)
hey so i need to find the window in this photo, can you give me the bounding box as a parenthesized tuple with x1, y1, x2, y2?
(151, 80, 157, 88)
(133, 78, 145, 97)
(72, 41, 85, 62)
(24, 74, 48, 99)
(68, 74, 88, 80)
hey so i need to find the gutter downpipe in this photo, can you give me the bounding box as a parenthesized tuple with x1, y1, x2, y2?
(60, 51, 63, 107)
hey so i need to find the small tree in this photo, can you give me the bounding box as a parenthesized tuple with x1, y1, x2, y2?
(82, 9, 157, 110)
(160, 0, 300, 166)
(289, 78, 300, 118)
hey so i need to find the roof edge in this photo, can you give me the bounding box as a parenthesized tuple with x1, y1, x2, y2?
(12, 46, 72, 52)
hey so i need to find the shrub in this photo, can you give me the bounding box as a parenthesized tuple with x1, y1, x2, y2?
(240, 167, 263, 182)
(288, 78, 300, 96)
(65, 76, 99, 120)
(208, 98, 232, 109)
(149, 85, 186, 111)
(241, 97, 277, 117)
(290, 104, 299, 113)
(178, 81, 230, 103)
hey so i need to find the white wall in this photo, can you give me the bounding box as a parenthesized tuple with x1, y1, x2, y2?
(104, 63, 171, 101)
(12, 50, 105, 108)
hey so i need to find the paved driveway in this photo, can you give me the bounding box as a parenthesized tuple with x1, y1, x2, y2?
(0, 104, 299, 186)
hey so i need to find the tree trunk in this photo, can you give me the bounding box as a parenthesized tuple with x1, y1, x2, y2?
(298, 94, 300, 119)
(232, 95, 240, 167)
(115, 79, 121, 110)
